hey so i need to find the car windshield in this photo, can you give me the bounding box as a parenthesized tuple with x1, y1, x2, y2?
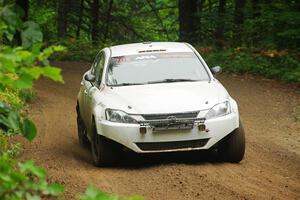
(106, 52, 210, 86)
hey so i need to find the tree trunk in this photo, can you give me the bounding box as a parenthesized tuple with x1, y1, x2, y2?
(57, 0, 69, 39)
(251, 0, 260, 45)
(252, 0, 260, 18)
(76, 0, 84, 39)
(233, 0, 246, 46)
(178, 0, 198, 44)
(15, 0, 29, 45)
(16, 0, 29, 21)
(208, 0, 212, 12)
(197, 0, 205, 44)
(215, 0, 226, 48)
(91, 0, 100, 43)
(104, 0, 114, 43)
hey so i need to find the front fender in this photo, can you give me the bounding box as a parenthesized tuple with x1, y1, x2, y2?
(229, 96, 239, 127)
(88, 104, 106, 140)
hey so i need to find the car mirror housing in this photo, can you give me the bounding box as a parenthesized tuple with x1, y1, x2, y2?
(84, 73, 96, 82)
(210, 66, 222, 75)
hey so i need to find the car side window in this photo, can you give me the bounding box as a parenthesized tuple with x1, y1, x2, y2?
(91, 52, 101, 75)
(94, 52, 105, 86)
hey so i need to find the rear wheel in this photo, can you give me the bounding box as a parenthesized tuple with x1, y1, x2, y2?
(90, 121, 118, 167)
(217, 120, 245, 163)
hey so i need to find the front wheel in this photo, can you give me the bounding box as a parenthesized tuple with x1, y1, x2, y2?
(217, 120, 245, 163)
(76, 108, 89, 148)
(90, 122, 118, 167)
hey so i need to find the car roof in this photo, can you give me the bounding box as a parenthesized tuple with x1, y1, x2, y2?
(109, 42, 193, 57)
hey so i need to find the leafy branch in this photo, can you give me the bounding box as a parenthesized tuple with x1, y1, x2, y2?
(0, 154, 64, 200)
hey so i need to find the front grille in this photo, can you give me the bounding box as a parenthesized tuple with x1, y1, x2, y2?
(142, 111, 199, 120)
(135, 139, 209, 151)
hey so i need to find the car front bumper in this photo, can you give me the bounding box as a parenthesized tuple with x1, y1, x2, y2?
(96, 112, 239, 153)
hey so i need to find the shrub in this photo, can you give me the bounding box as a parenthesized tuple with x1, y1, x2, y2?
(53, 40, 102, 62)
(0, 154, 64, 200)
(0, 4, 64, 200)
(0, 133, 22, 157)
(0, 89, 23, 110)
(200, 47, 300, 82)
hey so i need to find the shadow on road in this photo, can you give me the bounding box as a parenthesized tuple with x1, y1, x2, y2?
(115, 150, 223, 169)
(71, 142, 224, 169)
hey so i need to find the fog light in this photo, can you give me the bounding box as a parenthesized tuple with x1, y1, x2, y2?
(198, 124, 206, 132)
(140, 127, 147, 134)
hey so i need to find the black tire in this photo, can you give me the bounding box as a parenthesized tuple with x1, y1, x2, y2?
(90, 121, 118, 167)
(76, 106, 89, 148)
(217, 120, 245, 163)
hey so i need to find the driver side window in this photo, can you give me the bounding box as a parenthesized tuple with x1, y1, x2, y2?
(91, 53, 100, 75)
(94, 52, 105, 87)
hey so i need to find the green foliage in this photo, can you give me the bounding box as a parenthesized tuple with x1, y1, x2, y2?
(0, 3, 44, 49)
(29, 0, 300, 50)
(79, 185, 143, 200)
(0, 4, 22, 41)
(0, 88, 23, 110)
(28, 1, 56, 41)
(0, 44, 65, 90)
(0, 88, 35, 155)
(0, 102, 36, 141)
(0, 3, 65, 142)
(0, 133, 22, 157)
(0, 154, 64, 200)
(0, 4, 65, 90)
(0, 4, 66, 199)
(201, 47, 300, 82)
(55, 40, 99, 61)
(33, 0, 299, 83)
(21, 21, 43, 49)
(18, 89, 35, 104)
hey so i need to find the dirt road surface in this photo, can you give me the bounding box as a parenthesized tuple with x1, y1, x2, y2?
(21, 62, 300, 199)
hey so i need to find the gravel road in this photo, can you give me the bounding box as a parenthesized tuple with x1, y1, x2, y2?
(21, 61, 300, 199)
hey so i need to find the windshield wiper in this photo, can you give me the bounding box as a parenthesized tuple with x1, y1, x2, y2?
(112, 82, 146, 86)
(111, 79, 200, 86)
(147, 78, 200, 84)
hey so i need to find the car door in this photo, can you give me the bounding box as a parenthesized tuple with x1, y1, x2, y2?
(85, 51, 105, 129)
(81, 52, 100, 125)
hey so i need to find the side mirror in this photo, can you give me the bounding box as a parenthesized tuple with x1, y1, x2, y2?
(210, 66, 222, 75)
(84, 73, 96, 82)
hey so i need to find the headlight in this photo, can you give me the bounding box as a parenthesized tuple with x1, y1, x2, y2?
(205, 101, 231, 119)
(105, 109, 138, 124)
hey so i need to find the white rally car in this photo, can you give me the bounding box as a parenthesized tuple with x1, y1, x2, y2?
(76, 42, 245, 166)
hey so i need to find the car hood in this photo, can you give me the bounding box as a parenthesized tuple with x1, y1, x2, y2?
(101, 81, 228, 114)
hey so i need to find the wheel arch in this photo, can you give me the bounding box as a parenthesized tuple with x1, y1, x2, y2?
(76, 100, 80, 113)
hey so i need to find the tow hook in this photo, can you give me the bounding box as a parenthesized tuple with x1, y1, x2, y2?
(140, 126, 147, 134)
(198, 124, 209, 132)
